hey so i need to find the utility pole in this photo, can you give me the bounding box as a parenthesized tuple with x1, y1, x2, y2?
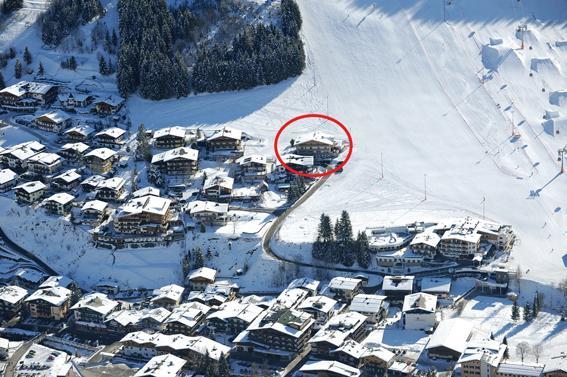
(558, 145, 567, 173)
(424, 173, 427, 201)
(380, 152, 384, 179)
(481, 196, 486, 219)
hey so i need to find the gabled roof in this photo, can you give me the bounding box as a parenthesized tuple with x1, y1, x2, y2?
(0, 285, 28, 304)
(35, 110, 70, 124)
(153, 126, 187, 140)
(0, 81, 54, 97)
(54, 169, 82, 183)
(71, 292, 119, 315)
(97, 177, 126, 191)
(151, 284, 185, 304)
(0, 168, 17, 185)
(81, 199, 108, 213)
(95, 95, 124, 107)
(39, 276, 74, 289)
(350, 294, 387, 314)
(203, 175, 234, 191)
(328, 277, 362, 291)
(206, 300, 263, 324)
(117, 195, 171, 217)
(44, 192, 75, 206)
(96, 127, 125, 139)
(187, 267, 217, 282)
(295, 131, 335, 146)
(85, 148, 117, 161)
(207, 127, 242, 141)
(426, 318, 472, 353)
(402, 292, 437, 313)
(132, 186, 160, 198)
(16, 181, 46, 194)
(28, 152, 61, 166)
(65, 124, 94, 137)
(60, 142, 89, 154)
(188, 200, 228, 215)
(237, 154, 270, 166)
(25, 286, 72, 306)
(151, 147, 198, 164)
(300, 360, 360, 377)
(134, 354, 186, 377)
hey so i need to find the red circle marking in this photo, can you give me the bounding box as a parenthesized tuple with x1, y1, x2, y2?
(274, 114, 354, 178)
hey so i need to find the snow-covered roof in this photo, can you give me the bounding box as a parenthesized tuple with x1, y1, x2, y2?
(441, 217, 483, 244)
(328, 277, 362, 291)
(16, 180, 46, 194)
(207, 127, 242, 141)
(39, 276, 74, 289)
(0, 81, 54, 97)
(203, 175, 234, 191)
(45, 192, 75, 205)
(310, 312, 367, 347)
(287, 277, 320, 293)
(248, 308, 314, 338)
(28, 152, 61, 165)
(382, 275, 414, 291)
(298, 295, 337, 314)
(25, 286, 72, 306)
(426, 318, 473, 354)
(164, 302, 210, 328)
(295, 131, 335, 146)
(15, 268, 46, 283)
(151, 284, 185, 304)
(82, 200, 108, 213)
(105, 309, 144, 327)
(237, 154, 270, 166)
(54, 169, 81, 183)
(299, 360, 360, 377)
(0, 285, 28, 304)
(188, 200, 229, 215)
(281, 153, 314, 167)
(134, 354, 186, 377)
(60, 142, 89, 154)
(411, 231, 441, 248)
(420, 277, 452, 294)
(497, 363, 544, 377)
(96, 95, 124, 107)
(141, 307, 172, 323)
(65, 124, 94, 137)
(402, 292, 437, 313)
(0, 168, 17, 185)
(153, 126, 187, 140)
(81, 175, 105, 187)
(272, 287, 309, 309)
(97, 177, 126, 191)
(151, 147, 198, 163)
(544, 355, 567, 373)
(187, 267, 217, 282)
(121, 332, 230, 360)
(71, 292, 119, 315)
(350, 294, 387, 314)
(458, 340, 506, 367)
(0, 141, 44, 161)
(207, 300, 263, 324)
(117, 195, 171, 217)
(132, 186, 160, 198)
(35, 110, 70, 124)
(96, 127, 125, 139)
(85, 147, 117, 161)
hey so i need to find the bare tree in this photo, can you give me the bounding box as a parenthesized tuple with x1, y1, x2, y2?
(516, 341, 531, 363)
(532, 343, 543, 364)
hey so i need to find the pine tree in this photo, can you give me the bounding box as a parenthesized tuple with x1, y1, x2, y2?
(135, 124, 151, 162)
(14, 58, 22, 79)
(218, 354, 230, 377)
(38, 61, 45, 76)
(511, 300, 519, 321)
(99, 55, 107, 75)
(523, 303, 532, 322)
(281, 0, 302, 37)
(0, 71, 5, 90)
(111, 29, 118, 46)
(356, 231, 370, 268)
(532, 294, 539, 318)
(130, 168, 138, 192)
(69, 56, 77, 70)
(193, 249, 204, 269)
(23, 47, 32, 65)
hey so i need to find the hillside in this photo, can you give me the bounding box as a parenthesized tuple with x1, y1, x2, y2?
(128, 0, 567, 285)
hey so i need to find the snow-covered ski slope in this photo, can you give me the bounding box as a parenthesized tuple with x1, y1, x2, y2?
(129, 0, 567, 284)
